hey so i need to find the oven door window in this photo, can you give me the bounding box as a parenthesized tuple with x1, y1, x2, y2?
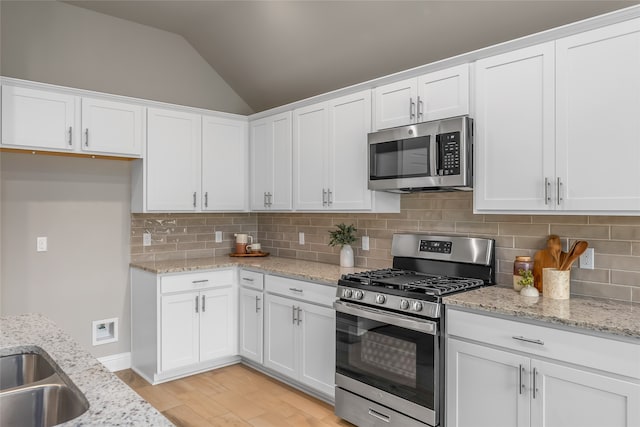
(369, 136, 431, 180)
(336, 311, 436, 410)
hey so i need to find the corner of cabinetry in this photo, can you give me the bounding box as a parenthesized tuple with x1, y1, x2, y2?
(130, 158, 145, 213)
(372, 191, 401, 213)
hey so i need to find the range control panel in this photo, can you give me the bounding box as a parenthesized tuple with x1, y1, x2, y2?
(437, 131, 461, 176)
(419, 240, 452, 254)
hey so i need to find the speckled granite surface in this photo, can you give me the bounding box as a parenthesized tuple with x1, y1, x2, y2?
(443, 286, 640, 339)
(130, 256, 373, 285)
(0, 313, 173, 426)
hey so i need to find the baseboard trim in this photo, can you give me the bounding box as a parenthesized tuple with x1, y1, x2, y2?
(98, 352, 131, 372)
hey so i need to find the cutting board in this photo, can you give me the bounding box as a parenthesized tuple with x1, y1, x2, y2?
(533, 249, 567, 292)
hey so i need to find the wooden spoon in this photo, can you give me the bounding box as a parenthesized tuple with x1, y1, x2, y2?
(560, 241, 589, 270)
(548, 235, 562, 269)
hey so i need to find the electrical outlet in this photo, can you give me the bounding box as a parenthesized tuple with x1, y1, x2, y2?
(362, 236, 370, 251)
(579, 248, 595, 269)
(143, 232, 152, 247)
(37, 237, 47, 252)
(299, 232, 305, 245)
(215, 231, 223, 243)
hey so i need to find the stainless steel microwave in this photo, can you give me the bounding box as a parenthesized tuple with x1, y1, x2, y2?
(368, 116, 473, 193)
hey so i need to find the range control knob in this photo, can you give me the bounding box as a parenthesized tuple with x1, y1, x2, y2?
(375, 294, 386, 304)
(353, 290, 364, 300)
(400, 299, 410, 310)
(342, 289, 353, 298)
(412, 301, 423, 312)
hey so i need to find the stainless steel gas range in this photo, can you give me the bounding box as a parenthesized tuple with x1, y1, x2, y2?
(334, 233, 495, 427)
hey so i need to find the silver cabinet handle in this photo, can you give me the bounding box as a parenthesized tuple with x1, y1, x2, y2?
(255, 296, 261, 312)
(544, 177, 550, 205)
(267, 192, 273, 207)
(519, 365, 525, 395)
(68, 127, 73, 146)
(192, 279, 209, 284)
(193, 192, 197, 208)
(202, 295, 206, 312)
(417, 95, 423, 119)
(84, 129, 89, 147)
(242, 277, 254, 282)
(512, 336, 544, 345)
(533, 368, 539, 399)
(296, 307, 302, 325)
(327, 189, 333, 206)
(288, 287, 303, 293)
(368, 409, 390, 423)
(204, 192, 208, 208)
(322, 189, 328, 206)
(292, 305, 297, 324)
(557, 177, 562, 205)
(195, 295, 199, 313)
(409, 97, 416, 120)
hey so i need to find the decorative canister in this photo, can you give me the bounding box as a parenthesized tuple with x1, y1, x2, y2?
(542, 268, 570, 300)
(513, 256, 534, 291)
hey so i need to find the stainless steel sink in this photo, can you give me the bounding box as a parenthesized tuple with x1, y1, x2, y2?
(0, 348, 89, 427)
(0, 353, 56, 390)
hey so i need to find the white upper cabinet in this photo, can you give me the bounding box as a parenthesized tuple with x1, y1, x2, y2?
(2, 86, 76, 151)
(146, 108, 201, 211)
(474, 18, 640, 214)
(474, 43, 556, 212)
(555, 18, 640, 212)
(374, 64, 469, 130)
(80, 97, 143, 156)
(1, 84, 143, 157)
(293, 90, 376, 210)
(202, 115, 248, 211)
(249, 112, 292, 210)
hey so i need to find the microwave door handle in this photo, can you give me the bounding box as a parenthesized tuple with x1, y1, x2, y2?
(430, 134, 438, 177)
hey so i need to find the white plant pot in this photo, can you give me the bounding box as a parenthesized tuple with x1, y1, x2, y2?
(520, 286, 540, 297)
(340, 244, 354, 267)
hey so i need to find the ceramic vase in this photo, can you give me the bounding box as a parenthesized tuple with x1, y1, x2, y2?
(340, 244, 354, 267)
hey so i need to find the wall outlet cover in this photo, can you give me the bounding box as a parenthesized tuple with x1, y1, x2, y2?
(142, 232, 152, 247)
(36, 236, 47, 252)
(579, 247, 595, 270)
(362, 236, 370, 251)
(299, 232, 305, 245)
(215, 231, 223, 243)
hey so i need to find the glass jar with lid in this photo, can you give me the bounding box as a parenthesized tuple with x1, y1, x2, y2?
(513, 256, 534, 291)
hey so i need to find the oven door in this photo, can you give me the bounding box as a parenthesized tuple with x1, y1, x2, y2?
(334, 300, 440, 426)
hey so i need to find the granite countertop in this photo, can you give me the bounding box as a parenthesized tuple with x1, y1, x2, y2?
(443, 286, 640, 340)
(131, 256, 371, 285)
(0, 313, 173, 426)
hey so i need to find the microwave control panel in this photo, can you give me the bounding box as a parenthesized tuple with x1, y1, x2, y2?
(437, 131, 461, 176)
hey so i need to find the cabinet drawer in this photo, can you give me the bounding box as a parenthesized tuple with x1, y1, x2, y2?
(239, 270, 264, 290)
(447, 308, 640, 379)
(161, 269, 234, 294)
(265, 275, 336, 307)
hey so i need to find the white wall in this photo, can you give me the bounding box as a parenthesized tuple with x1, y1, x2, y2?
(1, 153, 131, 358)
(0, 1, 252, 114)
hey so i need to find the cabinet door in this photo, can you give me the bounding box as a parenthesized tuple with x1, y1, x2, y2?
(161, 293, 200, 371)
(327, 90, 372, 210)
(80, 97, 143, 156)
(531, 359, 640, 427)
(556, 18, 640, 211)
(146, 108, 201, 211)
(373, 78, 418, 130)
(199, 287, 238, 361)
(264, 294, 297, 378)
(298, 301, 335, 397)
(293, 103, 327, 210)
(417, 64, 469, 122)
(202, 116, 248, 211)
(250, 112, 292, 211)
(1, 86, 75, 151)
(447, 339, 530, 427)
(239, 287, 263, 363)
(474, 43, 556, 212)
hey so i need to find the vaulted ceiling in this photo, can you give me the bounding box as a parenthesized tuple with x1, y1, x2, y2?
(66, 1, 637, 112)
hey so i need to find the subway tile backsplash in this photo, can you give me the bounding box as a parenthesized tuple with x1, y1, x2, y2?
(131, 192, 640, 303)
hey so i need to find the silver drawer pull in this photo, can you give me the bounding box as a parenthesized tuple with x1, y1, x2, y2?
(192, 279, 209, 284)
(368, 409, 390, 423)
(288, 288, 303, 293)
(243, 277, 255, 282)
(512, 336, 544, 346)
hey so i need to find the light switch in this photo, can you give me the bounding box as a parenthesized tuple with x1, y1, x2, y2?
(142, 233, 152, 247)
(37, 237, 47, 252)
(299, 232, 305, 245)
(362, 236, 370, 251)
(215, 231, 223, 243)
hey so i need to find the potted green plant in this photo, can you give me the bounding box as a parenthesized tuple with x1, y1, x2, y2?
(518, 269, 539, 297)
(328, 223, 357, 267)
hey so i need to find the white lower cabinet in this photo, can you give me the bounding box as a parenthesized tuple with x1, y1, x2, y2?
(446, 309, 640, 427)
(264, 275, 336, 398)
(131, 268, 238, 384)
(239, 269, 265, 364)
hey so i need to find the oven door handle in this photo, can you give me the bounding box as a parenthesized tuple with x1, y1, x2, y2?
(333, 301, 438, 335)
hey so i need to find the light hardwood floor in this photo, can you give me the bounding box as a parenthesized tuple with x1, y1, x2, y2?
(116, 364, 354, 427)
